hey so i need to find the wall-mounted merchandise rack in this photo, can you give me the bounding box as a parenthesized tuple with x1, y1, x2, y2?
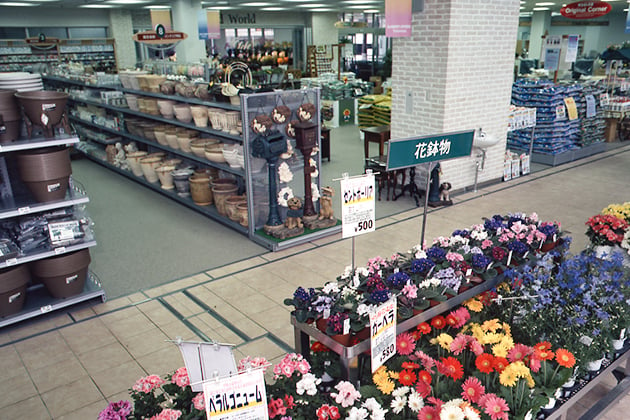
(44, 76, 340, 250)
(0, 39, 116, 73)
(0, 135, 104, 328)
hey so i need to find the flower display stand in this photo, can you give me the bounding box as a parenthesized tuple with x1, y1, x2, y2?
(291, 273, 504, 383)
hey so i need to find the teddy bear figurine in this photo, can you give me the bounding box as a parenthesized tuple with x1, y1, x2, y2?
(285, 196, 304, 229)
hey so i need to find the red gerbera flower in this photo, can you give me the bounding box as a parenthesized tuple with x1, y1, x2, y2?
(493, 357, 509, 373)
(461, 376, 485, 403)
(555, 348, 576, 368)
(415, 378, 432, 398)
(398, 369, 417, 386)
(438, 356, 463, 381)
(396, 332, 416, 356)
(402, 361, 420, 370)
(507, 343, 532, 363)
(431, 315, 446, 330)
(534, 347, 554, 361)
(446, 307, 471, 329)
(417, 405, 439, 420)
(417, 322, 432, 335)
(475, 353, 494, 374)
(417, 369, 432, 384)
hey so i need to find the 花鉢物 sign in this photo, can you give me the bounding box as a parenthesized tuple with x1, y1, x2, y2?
(386, 130, 475, 170)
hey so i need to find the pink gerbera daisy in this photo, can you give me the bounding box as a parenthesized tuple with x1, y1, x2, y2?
(461, 376, 485, 403)
(417, 405, 439, 420)
(507, 343, 532, 363)
(482, 394, 509, 420)
(396, 332, 416, 356)
(450, 334, 468, 355)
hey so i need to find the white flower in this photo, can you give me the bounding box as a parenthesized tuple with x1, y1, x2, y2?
(323, 282, 339, 294)
(440, 404, 465, 420)
(470, 230, 488, 240)
(407, 390, 424, 412)
(449, 235, 469, 247)
(341, 265, 353, 279)
(414, 249, 427, 259)
(341, 287, 357, 299)
(529, 212, 539, 223)
(463, 406, 481, 420)
(362, 398, 381, 412)
(442, 399, 464, 409)
(278, 161, 293, 183)
(295, 373, 320, 396)
(621, 230, 630, 252)
(277, 187, 294, 207)
(347, 407, 369, 420)
(357, 303, 375, 316)
(390, 396, 407, 414)
(392, 386, 409, 398)
(356, 267, 370, 277)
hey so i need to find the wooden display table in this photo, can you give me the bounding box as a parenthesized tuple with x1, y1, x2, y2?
(361, 125, 390, 158)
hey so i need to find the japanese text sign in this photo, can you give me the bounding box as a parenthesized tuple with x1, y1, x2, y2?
(386, 130, 474, 170)
(203, 369, 268, 420)
(370, 298, 397, 372)
(340, 173, 375, 239)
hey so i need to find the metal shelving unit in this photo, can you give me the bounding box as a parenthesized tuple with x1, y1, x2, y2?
(0, 134, 105, 327)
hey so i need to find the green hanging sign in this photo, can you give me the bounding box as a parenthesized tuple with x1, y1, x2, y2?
(386, 129, 475, 170)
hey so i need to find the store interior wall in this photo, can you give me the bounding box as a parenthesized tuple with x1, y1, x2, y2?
(391, 0, 520, 191)
(311, 13, 340, 71)
(109, 9, 135, 70)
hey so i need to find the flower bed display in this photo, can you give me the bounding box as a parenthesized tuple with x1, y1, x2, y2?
(100, 210, 630, 420)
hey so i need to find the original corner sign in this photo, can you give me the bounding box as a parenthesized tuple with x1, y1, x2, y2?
(386, 130, 475, 171)
(560, 1, 611, 19)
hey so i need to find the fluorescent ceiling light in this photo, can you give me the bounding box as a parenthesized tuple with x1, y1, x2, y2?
(80, 4, 116, 7)
(365, 9, 380, 13)
(346, 4, 373, 8)
(0, 2, 39, 5)
(343, 0, 381, 3)
(532, 7, 550, 10)
(239, 2, 273, 5)
(107, 0, 149, 3)
(296, 3, 328, 7)
(309, 8, 336, 11)
(535, 2, 556, 5)
(144, 5, 171, 8)
(261, 6, 287, 10)
(206, 6, 235, 9)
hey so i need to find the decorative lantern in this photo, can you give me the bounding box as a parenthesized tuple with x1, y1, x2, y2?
(293, 121, 319, 217)
(251, 130, 287, 227)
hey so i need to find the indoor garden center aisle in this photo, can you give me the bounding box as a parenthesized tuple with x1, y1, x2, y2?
(1, 143, 630, 419)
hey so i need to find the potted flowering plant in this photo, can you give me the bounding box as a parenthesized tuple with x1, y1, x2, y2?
(602, 201, 630, 223)
(585, 213, 628, 248)
(284, 286, 318, 323)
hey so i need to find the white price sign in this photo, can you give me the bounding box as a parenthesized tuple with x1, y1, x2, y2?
(370, 297, 397, 372)
(203, 369, 268, 420)
(340, 173, 376, 239)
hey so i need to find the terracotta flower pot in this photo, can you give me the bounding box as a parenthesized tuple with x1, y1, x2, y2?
(190, 106, 208, 127)
(15, 90, 69, 138)
(212, 184, 239, 216)
(30, 249, 91, 299)
(0, 264, 29, 317)
(225, 195, 247, 221)
(139, 156, 162, 183)
(237, 202, 249, 227)
(156, 164, 176, 190)
(189, 175, 213, 206)
(157, 100, 176, 119)
(126, 151, 148, 177)
(16, 147, 72, 202)
(173, 104, 192, 123)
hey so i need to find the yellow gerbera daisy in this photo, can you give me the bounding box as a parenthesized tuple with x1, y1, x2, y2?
(435, 333, 454, 350)
(499, 365, 518, 387)
(464, 297, 484, 312)
(492, 342, 510, 358)
(481, 319, 501, 333)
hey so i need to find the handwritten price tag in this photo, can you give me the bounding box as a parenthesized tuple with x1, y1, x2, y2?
(370, 298, 397, 372)
(203, 369, 268, 420)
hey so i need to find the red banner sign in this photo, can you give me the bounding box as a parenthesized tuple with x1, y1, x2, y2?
(560, 1, 611, 19)
(133, 30, 187, 44)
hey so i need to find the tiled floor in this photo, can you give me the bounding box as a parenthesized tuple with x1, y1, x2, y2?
(1, 143, 630, 419)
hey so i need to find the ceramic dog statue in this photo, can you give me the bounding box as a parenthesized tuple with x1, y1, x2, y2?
(318, 186, 335, 220)
(285, 196, 304, 229)
(439, 182, 452, 202)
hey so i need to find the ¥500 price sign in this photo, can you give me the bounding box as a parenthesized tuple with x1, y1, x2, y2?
(369, 298, 397, 372)
(340, 173, 375, 239)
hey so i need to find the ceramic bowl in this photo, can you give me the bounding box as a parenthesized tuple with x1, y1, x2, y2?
(190, 139, 211, 158)
(205, 146, 227, 163)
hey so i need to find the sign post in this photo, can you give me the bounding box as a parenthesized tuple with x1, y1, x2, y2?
(386, 130, 474, 248)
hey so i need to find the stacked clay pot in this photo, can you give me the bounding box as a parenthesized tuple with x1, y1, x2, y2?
(16, 147, 72, 202)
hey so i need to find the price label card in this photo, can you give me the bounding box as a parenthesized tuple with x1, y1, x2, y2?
(600, 93, 610, 107)
(48, 220, 79, 243)
(203, 369, 268, 420)
(340, 173, 376, 239)
(564, 97, 578, 120)
(54, 246, 67, 255)
(369, 297, 397, 372)
(5, 258, 18, 266)
(555, 104, 566, 120)
(17, 206, 31, 215)
(40, 304, 53, 314)
(585, 95, 596, 118)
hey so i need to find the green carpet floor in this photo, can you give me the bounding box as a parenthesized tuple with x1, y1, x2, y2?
(71, 124, 421, 299)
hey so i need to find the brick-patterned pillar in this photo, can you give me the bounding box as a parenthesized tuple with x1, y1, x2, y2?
(391, 0, 520, 190)
(109, 9, 136, 70)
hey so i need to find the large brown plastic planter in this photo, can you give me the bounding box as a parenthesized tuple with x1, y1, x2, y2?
(0, 264, 29, 317)
(0, 89, 21, 143)
(30, 249, 91, 299)
(16, 146, 72, 202)
(14, 90, 68, 137)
